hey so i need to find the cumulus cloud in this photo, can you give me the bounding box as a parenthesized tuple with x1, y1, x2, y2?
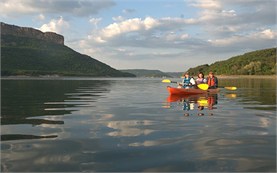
(260, 29, 276, 39)
(39, 17, 69, 34)
(86, 16, 203, 45)
(89, 17, 102, 29)
(2, 0, 275, 71)
(206, 28, 277, 55)
(88, 17, 161, 43)
(190, 0, 222, 10)
(89, 18, 102, 25)
(35, 14, 45, 21)
(0, 0, 115, 17)
(112, 16, 125, 22)
(77, 0, 276, 71)
(78, 15, 210, 70)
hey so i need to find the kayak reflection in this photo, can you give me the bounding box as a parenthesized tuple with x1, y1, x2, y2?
(166, 94, 218, 116)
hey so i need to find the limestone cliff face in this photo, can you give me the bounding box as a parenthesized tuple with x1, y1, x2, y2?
(1, 22, 64, 45)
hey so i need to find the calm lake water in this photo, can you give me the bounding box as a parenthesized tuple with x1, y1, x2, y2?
(1, 77, 276, 172)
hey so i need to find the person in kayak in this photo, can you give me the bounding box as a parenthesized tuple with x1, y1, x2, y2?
(196, 72, 207, 85)
(206, 71, 218, 89)
(179, 72, 196, 88)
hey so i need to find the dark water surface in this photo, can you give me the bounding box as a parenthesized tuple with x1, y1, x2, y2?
(1, 77, 276, 172)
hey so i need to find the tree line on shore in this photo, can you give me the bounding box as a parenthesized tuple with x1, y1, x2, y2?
(187, 48, 276, 76)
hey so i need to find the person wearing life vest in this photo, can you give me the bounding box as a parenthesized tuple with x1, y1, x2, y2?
(179, 72, 196, 88)
(196, 72, 207, 85)
(206, 71, 218, 89)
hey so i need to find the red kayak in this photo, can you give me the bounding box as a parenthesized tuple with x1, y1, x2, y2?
(167, 86, 220, 95)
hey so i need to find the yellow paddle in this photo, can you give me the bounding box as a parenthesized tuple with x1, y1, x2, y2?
(162, 79, 177, 83)
(197, 84, 209, 90)
(199, 85, 237, 91)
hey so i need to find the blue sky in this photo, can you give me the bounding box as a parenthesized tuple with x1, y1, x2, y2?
(1, 0, 276, 72)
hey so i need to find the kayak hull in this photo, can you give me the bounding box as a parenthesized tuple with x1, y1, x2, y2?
(167, 86, 220, 95)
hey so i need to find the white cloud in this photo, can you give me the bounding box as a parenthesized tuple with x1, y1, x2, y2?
(37, 14, 45, 21)
(3, 0, 274, 71)
(39, 17, 69, 34)
(165, 32, 189, 41)
(190, 0, 222, 10)
(0, 0, 115, 17)
(89, 17, 161, 42)
(0, 0, 37, 16)
(78, 4, 276, 71)
(229, 1, 275, 27)
(89, 18, 102, 25)
(208, 29, 277, 47)
(89, 17, 102, 29)
(196, 8, 237, 24)
(221, 10, 236, 17)
(112, 16, 125, 22)
(33, 14, 46, 22)
(86, 16, 205, 45)
(258, 29, 276, 39)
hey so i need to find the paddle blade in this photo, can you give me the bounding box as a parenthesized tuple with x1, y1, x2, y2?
(224, 86, 237, 90)
(162, 79, 171, 83)
(197, 84, 209, 90)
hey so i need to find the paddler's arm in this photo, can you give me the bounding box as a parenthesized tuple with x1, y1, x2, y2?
(214, 77, 219, 88)
(190, 77, 196, 87)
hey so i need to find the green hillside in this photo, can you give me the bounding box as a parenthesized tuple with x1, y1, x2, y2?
(120, 69, 172, 77)
(187, 48, 276, 75)
(1, 31, 135, 77)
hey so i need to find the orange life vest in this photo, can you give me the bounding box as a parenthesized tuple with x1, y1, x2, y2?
(207, 77, 216, 86)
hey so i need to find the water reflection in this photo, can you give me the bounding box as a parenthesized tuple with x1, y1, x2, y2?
(1, 79, 112, 141)
(1, 78, 276, 172)
(107, 120, 155, 137)
(1, 139, 93, 172)
(1, 134, 58, 141)
(219, 78, 276, 110)
(166, 94, 219, 116)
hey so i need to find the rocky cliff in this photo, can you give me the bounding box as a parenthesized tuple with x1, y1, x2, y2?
(1, 23, 135, 77)
(1, 22, 64, 45)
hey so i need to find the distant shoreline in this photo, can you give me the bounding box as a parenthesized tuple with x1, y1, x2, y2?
(1, 74, 277, 80)
(217, 75, 277, 79)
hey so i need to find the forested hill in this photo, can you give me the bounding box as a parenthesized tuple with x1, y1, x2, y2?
(1, 22, 135, 77)
(187, 48, 276, 75)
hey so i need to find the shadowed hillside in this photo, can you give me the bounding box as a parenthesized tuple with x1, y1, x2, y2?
(1, 22, 135, 77)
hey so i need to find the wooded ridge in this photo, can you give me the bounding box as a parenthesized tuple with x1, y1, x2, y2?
(187, 48, 276, 76)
